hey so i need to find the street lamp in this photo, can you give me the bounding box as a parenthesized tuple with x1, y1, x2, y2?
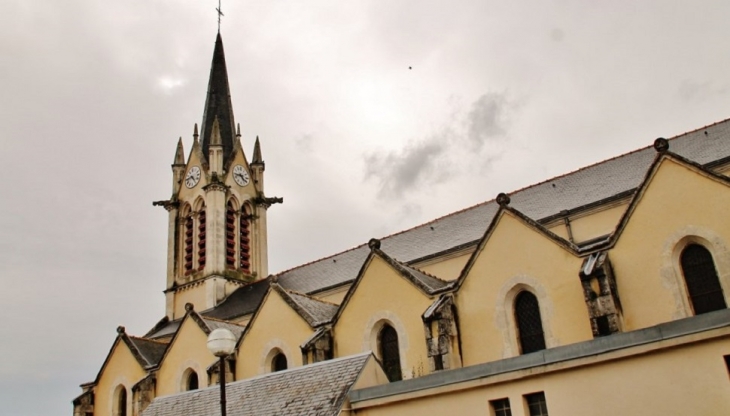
(207, 328, 236, 416)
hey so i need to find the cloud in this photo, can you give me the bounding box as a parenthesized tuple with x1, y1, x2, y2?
(466, 92, 509, 149)
(365, 129, 451, 199)
(364, 91, 514, 199)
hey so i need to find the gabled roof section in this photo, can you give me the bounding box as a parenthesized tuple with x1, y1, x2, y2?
(91, 327, 168, 385)
(608, 143, 730, 247)
(153, 305, 246, 369)
(126, 336, 169, 368)
(141, 353, 376, 416)
(331, 240, 451, 325)
(455, 200, 579, 290)
(271, 284, 339, 328)
(274, 119, 730, 296)
(200, 33, 236, 163)
(201, 277, 270, 320)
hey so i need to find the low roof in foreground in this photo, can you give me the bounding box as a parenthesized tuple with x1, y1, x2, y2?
(141, 353, 377, 416)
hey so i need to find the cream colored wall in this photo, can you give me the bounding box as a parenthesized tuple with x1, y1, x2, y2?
(414, 251, 472, 281)
(352, 331, 730, 416)
(156, 317, 216, 397)
(235, 290, 313, 379)
(611, 159, 730, 329)
(569, 202, 627, 243)
(95, 341, 147, 416)
(313, 286, 349, 304)
(334, 255, 435, 379)
(457, 211, 592, 366)
(172, 285, 209, 319)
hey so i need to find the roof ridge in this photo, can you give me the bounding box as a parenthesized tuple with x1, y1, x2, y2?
(201, 316, 246, 327)
(128, 336, 170, 345)
(274, 242, 369, 276)
(401, 261, 450, 285)
(283, 288, 340, 307)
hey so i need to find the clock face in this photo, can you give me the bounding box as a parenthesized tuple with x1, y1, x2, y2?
(184, 166, 201, 188)
(232, 165, 250, 186)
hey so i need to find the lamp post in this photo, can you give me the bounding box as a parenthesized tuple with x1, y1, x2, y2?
(207, 328, 236, 416)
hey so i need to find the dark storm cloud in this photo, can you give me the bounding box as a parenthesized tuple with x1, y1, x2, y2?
(365, 92, 513, 199)
(466, 92, 510, 149)
(365, 131, 448, 199)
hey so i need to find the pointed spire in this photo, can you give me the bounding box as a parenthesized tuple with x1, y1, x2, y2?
(200, 33, 236, 163)
(210, 116, 222, 146)
(252, 136, 263, 164)
(173, 137, 185, 165)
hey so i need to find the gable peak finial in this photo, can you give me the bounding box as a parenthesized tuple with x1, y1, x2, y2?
(116, 326, 126, 335)
(496, 192, 511, 207)
(193, 123, 199, 141)
(653, 137, 669, 153)
(236, 123, 241, 137)
(368, 238, 381, 251)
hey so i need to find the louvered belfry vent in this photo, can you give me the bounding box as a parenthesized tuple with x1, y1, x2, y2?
(183, 213, 194, 275)
(225, 202, 236, 269)
(681, 244, 727, 314)
(240, 205, 251, 273)
(197, 207, 206, 271)
(515, 291, 546, 354)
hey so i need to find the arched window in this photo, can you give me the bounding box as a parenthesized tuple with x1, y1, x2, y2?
(240, 204, 251, 273)
(225, 201, 237, 269)
(681, 244, 726, 314)
(197, 204, 206, 271)
(113, 385, 127, 416)
(271, 352, 287, 372)
(182, 204, 194, 275)
(379, 324, 402, 382)
(514, 291, 546, 354)
(186, 370, 199, 391)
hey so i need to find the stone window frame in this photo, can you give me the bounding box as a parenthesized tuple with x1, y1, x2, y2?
(259, 339, 294, 374)
(175, 360, 204, 392)
(495, 275, 556, 358)
(363, 311, 410, 379)
(662, 227, 730, 319)
(181, 367, 199, 391)
(112, 384, 128, 416)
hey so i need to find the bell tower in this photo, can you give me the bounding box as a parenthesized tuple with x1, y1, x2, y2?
(154, 34, 282, 320)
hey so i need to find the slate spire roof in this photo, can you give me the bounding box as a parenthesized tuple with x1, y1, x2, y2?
(200, 33, 236, 163)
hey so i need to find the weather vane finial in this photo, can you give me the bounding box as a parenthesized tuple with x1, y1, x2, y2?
(216, 0, 224, 33)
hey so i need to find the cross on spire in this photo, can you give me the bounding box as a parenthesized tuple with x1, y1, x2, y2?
(216, 0, 224, 33)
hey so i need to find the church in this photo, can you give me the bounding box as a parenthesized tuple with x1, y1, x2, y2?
(73, 31, 730, 416)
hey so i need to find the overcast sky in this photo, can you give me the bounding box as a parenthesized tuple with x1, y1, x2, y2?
(2, 1, 730, 414)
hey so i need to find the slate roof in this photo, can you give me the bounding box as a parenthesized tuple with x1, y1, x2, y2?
(200, 316, 246, 339)
(203, 278, 270, 320)
(274, 118, 730, 294)
(141, 353, 374, 416)
(275, 285, 339, 327)
(128, 337, 169, 367)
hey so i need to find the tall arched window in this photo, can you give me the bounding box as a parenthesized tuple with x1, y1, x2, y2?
(379, 324, 402, 382)
(515, 291, 546, 354)
(681, 244, 726, 314)
(182, 204, 194, 275)
(271, 352, 287, 372)
(113, 385, 127, 416)
(225, 201, 237, 269)
(186, 370, 199, 391)
(240, 204, 251, 273)
(197, 204, 206, 271)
